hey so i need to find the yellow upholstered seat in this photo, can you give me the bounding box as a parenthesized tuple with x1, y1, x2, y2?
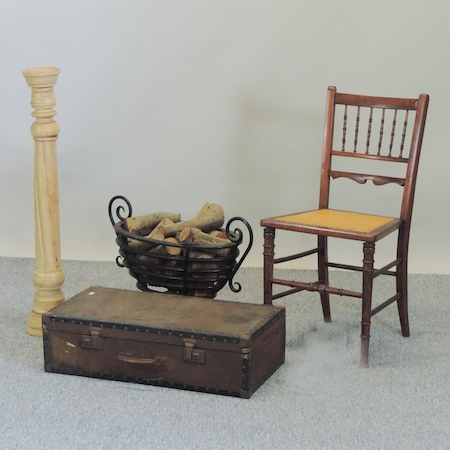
(276, 209, 395, 234)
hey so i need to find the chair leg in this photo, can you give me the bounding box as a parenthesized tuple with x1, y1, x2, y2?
(263, 227, 275, 305)
(318, 235, 331, 322)
(360, 242, 375, 368)
(396, 232, 410, 337)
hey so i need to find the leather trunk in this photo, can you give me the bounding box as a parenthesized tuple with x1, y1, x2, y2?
(42, 286, 285, 398)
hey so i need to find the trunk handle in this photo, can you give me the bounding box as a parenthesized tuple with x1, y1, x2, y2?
(117, 352, 166, 365)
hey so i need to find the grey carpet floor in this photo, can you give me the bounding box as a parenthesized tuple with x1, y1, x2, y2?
(1, 256, 449, 449)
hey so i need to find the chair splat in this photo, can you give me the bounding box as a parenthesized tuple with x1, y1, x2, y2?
(377, 108, 385, 156)
(330, 170, 405, 186)
(336, 103, 412, 160)
(366, 107, 373, 154)
(400, 110, 409, 158)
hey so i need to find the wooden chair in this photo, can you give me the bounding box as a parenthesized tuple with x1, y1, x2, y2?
(260, 86, 429, 367)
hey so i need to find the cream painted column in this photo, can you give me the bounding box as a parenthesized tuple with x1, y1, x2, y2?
(23, 67, 65, 336)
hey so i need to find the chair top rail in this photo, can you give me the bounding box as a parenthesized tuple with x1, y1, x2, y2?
(335, 92, 418, 110)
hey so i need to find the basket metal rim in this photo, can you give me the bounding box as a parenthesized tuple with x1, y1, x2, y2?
(113, 221, 239, 250)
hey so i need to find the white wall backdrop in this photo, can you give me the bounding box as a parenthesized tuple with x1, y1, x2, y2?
(0, 0, 447, 273)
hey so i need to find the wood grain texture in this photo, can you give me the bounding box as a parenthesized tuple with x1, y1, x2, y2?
(23, 67, 65, 337)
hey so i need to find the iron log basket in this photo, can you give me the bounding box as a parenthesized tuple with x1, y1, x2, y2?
(108, 195, 253, 298)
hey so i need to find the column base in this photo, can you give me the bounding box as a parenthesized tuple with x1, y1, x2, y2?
(26, 310, 45, 337)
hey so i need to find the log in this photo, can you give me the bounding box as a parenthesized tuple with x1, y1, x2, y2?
(137, 236, 181, 264)
(129, 218, 172, 251)
(124, 212, 181, 236)
(188, 253, 228, 298)
(148, 218, 173, 240)
(137, 237, 181, 270)
(162, 259, 183, 277)
(187, 250, 215, 259)
(162, 237, 182, 256)
(137, 253, 160, 268)
(179, 227, 231, 256)
(209, 230, 228, 239)
(157, 203, 225, 238)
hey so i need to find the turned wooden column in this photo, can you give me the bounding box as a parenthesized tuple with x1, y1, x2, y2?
(23, 67, 65, 336)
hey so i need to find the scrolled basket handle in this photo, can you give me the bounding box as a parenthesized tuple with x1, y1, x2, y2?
(108, 195, 133, 226)
(225, 216, 253, 293)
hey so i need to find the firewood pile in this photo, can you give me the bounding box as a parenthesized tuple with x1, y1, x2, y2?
(108, 196, 253, 298)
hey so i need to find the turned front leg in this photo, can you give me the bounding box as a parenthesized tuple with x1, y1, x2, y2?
(360, 242, 375, 368)
(263, 227, 275, 305)
(318, 235, 331, 322)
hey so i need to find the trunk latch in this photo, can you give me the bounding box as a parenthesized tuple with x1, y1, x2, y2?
(81, 327, 102, 349)
(182, 338, 205, 364)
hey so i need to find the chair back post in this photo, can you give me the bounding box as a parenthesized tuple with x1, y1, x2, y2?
(400, 93, 429, 229)
(318, 86, 337, 209)
(392, 92, 429, 273)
